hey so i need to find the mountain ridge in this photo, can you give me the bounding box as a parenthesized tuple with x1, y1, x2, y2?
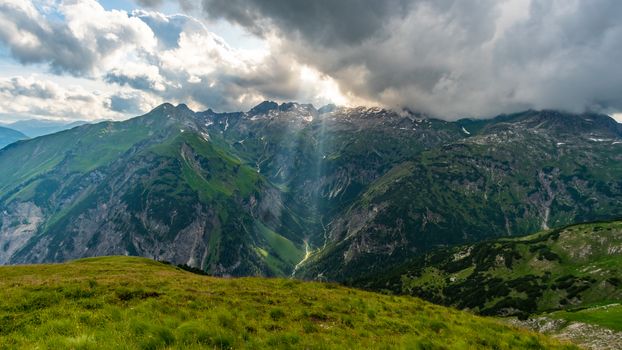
(0, 102, 621, 284)
(0, 119, 92, 138)
(295, 107, 622, 281)
(0, 126, 27, 149)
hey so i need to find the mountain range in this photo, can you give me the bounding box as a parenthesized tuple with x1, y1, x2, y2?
(1, 102, 621, 347)
(0, 126, 27, 149)
(0, 103, 621, 282)
(0, 119, 90, 138)
(297, 110, 622, 281)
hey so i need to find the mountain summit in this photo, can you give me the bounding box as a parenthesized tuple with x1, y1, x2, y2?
(0, 126, 27, 149)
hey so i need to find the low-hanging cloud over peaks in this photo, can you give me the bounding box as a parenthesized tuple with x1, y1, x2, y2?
(0, 0, 621, 121)
(200, 0, 622, 118)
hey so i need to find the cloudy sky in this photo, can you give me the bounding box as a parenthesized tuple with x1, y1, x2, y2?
(1, 0, 621, 122)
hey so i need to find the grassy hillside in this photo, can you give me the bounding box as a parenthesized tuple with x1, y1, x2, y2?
(0, 257, 576, 349)
(357, 220, 622, 322)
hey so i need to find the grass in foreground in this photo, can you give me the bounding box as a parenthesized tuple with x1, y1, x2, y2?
(0, 256, 577, 349)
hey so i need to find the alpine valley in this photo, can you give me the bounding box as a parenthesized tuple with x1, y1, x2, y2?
(1, 102, 621, 348)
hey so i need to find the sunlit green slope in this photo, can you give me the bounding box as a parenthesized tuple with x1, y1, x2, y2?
(0, 256, 577, 349)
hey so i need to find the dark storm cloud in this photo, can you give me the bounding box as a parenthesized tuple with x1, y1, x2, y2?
(199, 0, 622, 118)
(107, 94, 145, 114)
(105, 72, 157, 92)
(4, 0, 621, 118)
(135, 0, 164, 7)
(490, 0, 622, 114)
(201, 0, 411, 46)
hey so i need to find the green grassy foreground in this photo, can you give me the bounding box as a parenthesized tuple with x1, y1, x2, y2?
(0, 257, 577, 349)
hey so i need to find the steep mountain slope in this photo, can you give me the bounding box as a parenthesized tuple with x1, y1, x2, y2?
(355, 220, 622, 321)
(0, 256, 577, 349)
(0, 126, 27, 149)
(199, 103, 466, 245)
(0, 104, 304, 276)
(1, 103, 621, 283)
(297, 111, 622, 281)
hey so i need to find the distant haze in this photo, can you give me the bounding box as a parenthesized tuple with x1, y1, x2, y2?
(0, 119, 91, 138)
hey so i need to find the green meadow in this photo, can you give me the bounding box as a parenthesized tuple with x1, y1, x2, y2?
(0, 256, 577, 349)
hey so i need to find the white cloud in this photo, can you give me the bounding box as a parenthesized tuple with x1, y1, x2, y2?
(0, 0, 157, 76)
(14, 0, 616, 120)
(59, 0, 157, 73)
(0, 1, 358, 119)
(0, 75, 152, 122)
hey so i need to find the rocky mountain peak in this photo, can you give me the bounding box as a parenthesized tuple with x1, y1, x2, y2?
(318, 104, 337, 114)
(248, 101, 279, 115)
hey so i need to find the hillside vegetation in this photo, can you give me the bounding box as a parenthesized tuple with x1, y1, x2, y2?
(0, 104, 306, 277)
(298, 111, 622, 281)
(0, 256, 577, 349)
(357, 220, 622, 323)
